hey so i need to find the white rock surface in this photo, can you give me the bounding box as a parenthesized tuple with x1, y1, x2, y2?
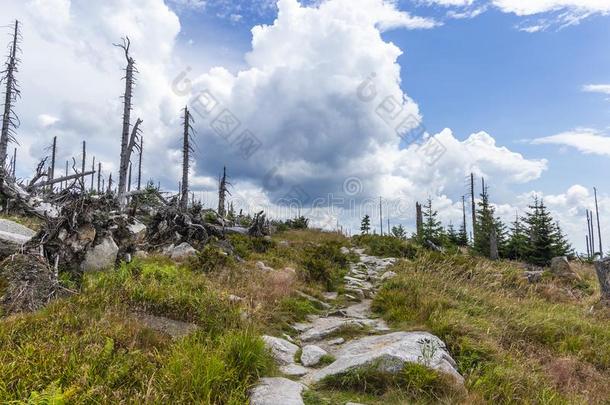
(299, 316, 388, 342)
(127, 220, 147, 241)
(81, 236, 119, 272)
(0, 219, 36, 245)
(301, 345, 328, 367)
(304, 331, 463, 385)
(256, 261, 274, 272)
(262, 335, 299, 366)
(280, 363, 311, 377)
(250, 377, 305, 405)
(169, 242, 197, 260)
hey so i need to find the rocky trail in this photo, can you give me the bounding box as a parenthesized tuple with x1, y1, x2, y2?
(251, 248, 464, 405)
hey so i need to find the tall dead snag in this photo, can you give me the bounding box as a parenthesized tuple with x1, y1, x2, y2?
(114, 37, 141, 210)
(470, 173, 476, 239)
(97, 162, 102, 193)
(415, 201, 423, 237)
(594, 187, 603, 258)
(0, 20, 21, 174)
(180, 106, 195, 211)
(137, 136, 143, 190)
(218, 166, 231, 217)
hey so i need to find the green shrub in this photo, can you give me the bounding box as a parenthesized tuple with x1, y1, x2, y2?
(187, 244, 235, 274)
(300, 241, 349, 291)
(228, 234, 274, 259)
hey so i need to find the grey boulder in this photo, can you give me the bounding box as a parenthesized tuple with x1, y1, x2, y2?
(250, 377, 305, 405)
(262, 335, 299, 366)
(81, 236, 119, 272)
(304, 331, 463, 386)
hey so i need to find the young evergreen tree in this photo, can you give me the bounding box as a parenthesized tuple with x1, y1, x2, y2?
(447, 223, 461, 246)
(360, 215, 371, 235)
(551, 220, 573, 258)
(522, 198, 556, 266)
(473, 185, 506, 258)
(391, 224, 407, 240)
(420, 198, 444, 246)
(505, 213, 528, 260)
(457, 221, 469, 246)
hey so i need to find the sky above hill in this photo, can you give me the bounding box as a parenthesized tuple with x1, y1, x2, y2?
(1, 0, 609, 252)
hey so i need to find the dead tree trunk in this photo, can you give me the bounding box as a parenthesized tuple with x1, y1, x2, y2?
(594, 258, 610, 304)
(218, 166, 231, 217)
(127, 161, 132, 191)
(11, 147, 16, 178)
(97, 162, 102, 193)
(180, 106, 194, 211)
(90, 156, 95, 192)
(81, 141, 86, 192)
(0, 20, 20, 173)
(137, 136, 143, 190)
(415, 202, 423, 237)
(594, 187, 603, 258)
(114, 37, 140, 210)
(470, 173, 476, 239)
(50, 136, 56, 178)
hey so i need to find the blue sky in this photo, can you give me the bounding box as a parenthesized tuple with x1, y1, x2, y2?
(2, 0, 610, 250)
(172, 0, 610, 246)
(173, 1, 610, 193)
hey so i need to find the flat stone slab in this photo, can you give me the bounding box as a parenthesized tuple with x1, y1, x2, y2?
(280, 363, 311, 377)
(298, 316, 388, 342)
(250, 377, 305, 405)
(343, 300, 373, 319)
(304, 331, 463, 385)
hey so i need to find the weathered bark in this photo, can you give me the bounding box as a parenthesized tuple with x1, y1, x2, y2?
(115, 37, 137, 210)
(594, 258, 610, 304)
(218, 166, 230, 217)
(97, 162, 102, 193)
(29, 170, 94, 188)
(415, 202, 423, 237)
(0, 20, 20, 171)
(180, 106, 194, 211)
(90, 156, 95, 192)
(470, 173, 476, 239)
(594, 187, 603, 258)
(137, 136, 143, 190)
(0, 168, 58, 218)
(81, 141, 86, 192)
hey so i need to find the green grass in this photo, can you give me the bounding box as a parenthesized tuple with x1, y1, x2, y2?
(0, 258, 274, 404)
(352, 234, 420, 258)
(372, 252, 610, 404)
(314, 362, 462, 404)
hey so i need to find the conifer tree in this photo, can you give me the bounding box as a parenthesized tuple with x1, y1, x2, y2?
(505, 213, 528, 260)
(360, 215, 371, 235)
(391, 224, 407, 240)
(551, 220, 573, 258)
(420, 198, 444, 246)
(522, 197, 556, 266)
(447, 223, 461, 246)
(473, 185, 506, 258)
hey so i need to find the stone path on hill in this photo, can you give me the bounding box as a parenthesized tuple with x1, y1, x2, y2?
(250, 248, 464, 405)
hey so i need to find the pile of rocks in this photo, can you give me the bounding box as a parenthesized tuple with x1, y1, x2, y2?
(250, 248, 464, 405)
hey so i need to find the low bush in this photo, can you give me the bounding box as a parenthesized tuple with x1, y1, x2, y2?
(352, 235, 419, 259)
(300, 241, 349, 291)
